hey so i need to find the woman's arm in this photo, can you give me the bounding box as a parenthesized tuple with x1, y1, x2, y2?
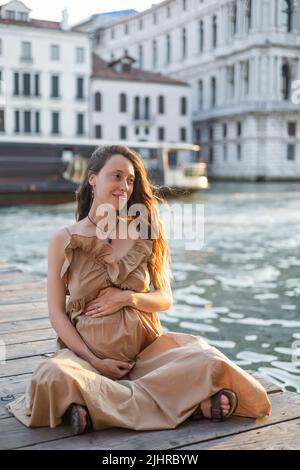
(47, 229, 96, 365)
(125, 281, 173, 313)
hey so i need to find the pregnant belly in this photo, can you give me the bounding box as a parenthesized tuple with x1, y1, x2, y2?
(75, 307, 152, 362)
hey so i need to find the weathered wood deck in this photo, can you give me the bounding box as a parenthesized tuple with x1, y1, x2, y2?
(1, 263, 300, 450)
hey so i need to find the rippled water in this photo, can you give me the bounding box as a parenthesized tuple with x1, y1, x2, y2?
(1, 182, 300, 392)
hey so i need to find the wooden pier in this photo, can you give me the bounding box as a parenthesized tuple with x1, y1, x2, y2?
(1, 263, 300, 450)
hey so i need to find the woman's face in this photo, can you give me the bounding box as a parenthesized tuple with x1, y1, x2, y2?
(89, 154, 135, 210)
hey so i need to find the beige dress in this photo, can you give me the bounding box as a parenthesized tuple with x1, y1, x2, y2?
(7, 233, 271, 430)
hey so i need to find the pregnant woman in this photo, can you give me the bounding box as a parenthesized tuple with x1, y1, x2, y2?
(7, 145, 271, 434)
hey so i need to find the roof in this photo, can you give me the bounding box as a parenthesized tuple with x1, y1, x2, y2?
(92, 53, 189, 87)
(74, 9, 137, 29)
(0, 16, 84, 32)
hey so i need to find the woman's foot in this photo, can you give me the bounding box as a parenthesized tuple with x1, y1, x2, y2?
(190, 389, 238, 422)
(200, 393, 230, 418)
(65, 404, 93, 435)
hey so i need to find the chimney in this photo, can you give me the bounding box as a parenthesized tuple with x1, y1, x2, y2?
(61, 8, 69, 31)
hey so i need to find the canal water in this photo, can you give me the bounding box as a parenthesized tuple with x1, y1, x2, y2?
(1, 181, 300, 392)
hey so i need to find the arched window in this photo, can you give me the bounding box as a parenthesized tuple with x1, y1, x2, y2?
(212, 15, 217, 49)
(119, 93, 127, 112)
(94, 92, 101, 111)
(283, 0, 293, 32)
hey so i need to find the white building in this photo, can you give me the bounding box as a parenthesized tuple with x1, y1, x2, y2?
(0, 0, 91, 139)
(93, 0, 300, 180)
(91, 53, 191, 142)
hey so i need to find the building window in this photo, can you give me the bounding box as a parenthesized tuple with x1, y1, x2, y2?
(76, 77, 84, 99)
(6, 10, 15, 20)
(76, 47, 85, 63)
(282, 63, 291, 100)
(182, 0, 187, 11)
(145, 127, 149, 135)
(209, 147, 214, 163)
(21, 41, 31, 60)
(23, 73, 30, 96)
(167, 5, 171, 18)
(227, 65, 235, 99)
(283, 0, 293, 32)
(237, 143, 242, 161)
(223, 144, 227, 161)
(51, 75, 60, 98)
(195, 128, 201, 142)
(135, 126, 139, 135)
(50, 44, 60, 61)
(212, 15, 217, 49)
(287, 143, 295, 160)
(120, 93, 127, 112)
(0, 109, 5, 132)
(138, 44, 143, 68)
(288, 121, 296, 136)
(134, 96, 140, 119)
(198, 79, 203, 109)
(120, 125, 127, 139)
(76, 113, 85, 135)
(34, 74, 40, 96)
(124, 23, 129, 35)
(0, 38, 2, 56)
(145, 97, 150, 119)
(94, 92, 102, 111)
(246, 0, 252, 32)
(95, 125, 102, 138)
(52, 112, 60, 134)
(180, 96, 187, 115)
(35, 111, 40, 133)
(241, 60, 249, 96)
(14, 111, 20, 133)
(211, 76, 216, 107)
(24, 110, 31, 133)
(139, 19, 143, 30)
(152, 40, 157, 68)
(158, 127, 165, 141)
(14, 72, 19, 95)
(223, 123, 227, 138)
(230, 1, 237, 36)
(153, 12, 157, 25)
(111, 28, 115, 39)
(237, 121, 242, 137)
(166, 34, 171, 64)
(199, 20, 204, 52)
(180, 127, 187, 141)
(182, 28, 187, 59)
(158, 95, 165, 114)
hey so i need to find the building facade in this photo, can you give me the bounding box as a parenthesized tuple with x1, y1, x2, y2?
(0, 0, 91, 140)
(94, 0, 300, 180)
(91, 53, 191, 143)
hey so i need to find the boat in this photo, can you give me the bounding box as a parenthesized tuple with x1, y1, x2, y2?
(0, 137, 209, 205)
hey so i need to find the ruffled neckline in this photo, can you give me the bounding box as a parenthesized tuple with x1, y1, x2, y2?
(61, 233, 153, 284)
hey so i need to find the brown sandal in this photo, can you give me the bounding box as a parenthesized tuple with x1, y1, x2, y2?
(190, 388, 238, 422)
(65, 404, 93, 435)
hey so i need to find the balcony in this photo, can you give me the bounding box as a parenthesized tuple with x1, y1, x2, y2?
(131, 114, 155, 125)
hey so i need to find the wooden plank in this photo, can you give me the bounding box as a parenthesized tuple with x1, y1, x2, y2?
(0, 303, 48, 322)
(0, 417, 73, 450)
(0, 355, 48, 378)
(0, 318, 51, 334)
(0, 300, 47, 314)
(1, 327, 55, 345)
(247, 371, 282, 394)
(0, 292, 46, 305)
(0, 374, 31, 419)
(6, 339, 56, 360)
(0, 281, 46, 293)
(179, 418, 300, 450)
(12, 391, 300, 450)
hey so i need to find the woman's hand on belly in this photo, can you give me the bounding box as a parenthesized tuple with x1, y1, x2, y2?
(90, 356, 135, 380)
(84, 286, 133, 318)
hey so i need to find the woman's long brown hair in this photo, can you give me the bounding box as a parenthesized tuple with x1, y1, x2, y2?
(75, 145, 172, 290)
